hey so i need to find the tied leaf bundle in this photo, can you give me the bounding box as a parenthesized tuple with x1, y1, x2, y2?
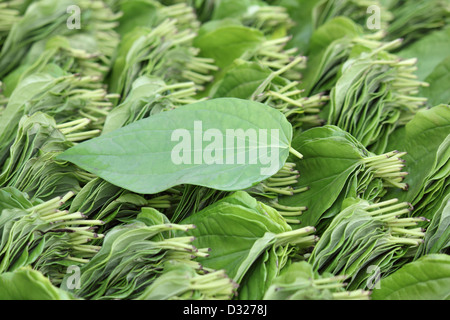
(0, 112, 96, 200)
(263, 261, 371, 300)
(0, 189, 104, 283)
(60, 209, 231, 300)
(309, 198, 426, 290)
(279, 125, 410, 231)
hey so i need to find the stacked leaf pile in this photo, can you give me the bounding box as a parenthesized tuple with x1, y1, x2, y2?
(0, 0, 449, 300)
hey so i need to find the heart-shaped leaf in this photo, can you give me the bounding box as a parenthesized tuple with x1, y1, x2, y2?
(56, 98, 293, 194)
(371, 254, 450, 300)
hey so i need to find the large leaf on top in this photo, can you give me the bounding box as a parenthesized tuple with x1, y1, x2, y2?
(56, 98, 293, 194)
(371, 254, 450, 300)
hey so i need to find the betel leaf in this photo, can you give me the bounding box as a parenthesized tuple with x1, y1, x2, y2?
(115, 0, 159, 37)
(179, 191, 291, 283)
(0, 72, 57, 161)
(210, 60, 272, 99)
(0, 187, 33, 212)
(420, 55, 450, 106)
(102, 76, 171, 135)
(193, 20, 264, 69)
(136, 262, 236, 300)
(56, 98, 294, 194)
(237, 246, 279, 300)
(307, 16, 361, 56)
(278, 0, 318, 54)
(0, 267, 77, 300)
(278, 125, 366, 227)
(384, 104, 450, 204)
(262, 260, 370, 300)
(0, 0, 72, 78)
(210, 0, 264, 21)
(419, 192, 450, 255)
(397, 26, 450, 81)
(371, 254, 450, 300)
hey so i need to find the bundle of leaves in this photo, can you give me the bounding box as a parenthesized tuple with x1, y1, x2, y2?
(279, 125, 410, 232)
(0, 189, 104, 284)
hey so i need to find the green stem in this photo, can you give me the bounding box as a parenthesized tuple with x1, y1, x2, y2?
(289, 147, 303, 159)
(390, 227, 425, 237)
(262, 184, 293, 196)
(365, 198, 399, 209)
(269, 202, 307, 212)
(28, 197, 61, 214)
(368, 202, 411, 215)
(279, 211, 304, 217)
(388, 236, 422, 246)
(268, 175, 300, 183)
(292, 186, 309, 193)
(332, 290, 371, 300)
(65, 256, 90, 264)
(72, 245, 101, 253)
(283, 218, 301, 224)
(265, 179, 298, 187)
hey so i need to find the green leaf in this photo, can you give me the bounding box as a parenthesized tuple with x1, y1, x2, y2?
(384, 104, 450, 205)
(0, 187, 33, 212)
(279, 126, 366, 227)
(278, 0, 319, 54)
(420, 193, 450, 255)
(261, 261, 369, 300)
(56, 98, 293, 194)
(211, 61, 272, 99)
(210, 0, 264, 21)
(0, 73, 57, 160)
(420, 55, 450, 106)
(136, 262, 236, 300)
(0, 0, 72, 78)
(102, 76, 170, 134)
(386, 0, 450, 50)
(371, 254, 450, 300)
(62, 220, 198, 299)
(115, 0, 159, 37)
(397, 26, 450, 81)
(263, 261, 315, 300)
(193, 21, 264, 69)
(179, 191, 292, 282)
(308, 197, 425, 289)
(237, 245, 284, 300)
(0, 267, 76, 300)
(135, 264, 194, 300)
(308, 16, 361, 56)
